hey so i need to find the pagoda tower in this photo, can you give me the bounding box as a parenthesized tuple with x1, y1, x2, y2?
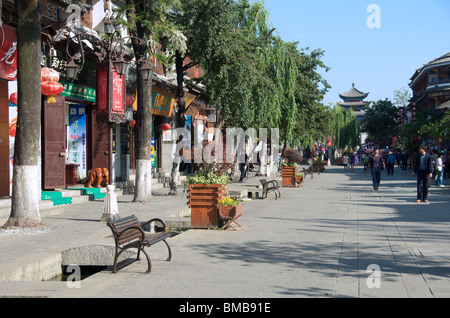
(338, 83, 371, 120)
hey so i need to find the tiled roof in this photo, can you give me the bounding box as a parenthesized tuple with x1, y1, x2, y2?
(339, 84, 369, 99)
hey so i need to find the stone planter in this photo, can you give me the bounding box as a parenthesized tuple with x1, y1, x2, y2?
(281, 166, 297, 187)
(187, 184, 227, 229)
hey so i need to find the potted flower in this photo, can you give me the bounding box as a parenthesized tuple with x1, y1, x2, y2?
(281, 149, 303, 187)
(312, 156, 325, 172)
(218, 197, 243, 230)
(295, 172, 305, 185)
(185, 170, 230, 229)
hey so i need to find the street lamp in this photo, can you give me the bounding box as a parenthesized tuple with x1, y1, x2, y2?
(63, 18, 154, 185)
(138, 62, 153, 81)
(65, 58, 80, 81)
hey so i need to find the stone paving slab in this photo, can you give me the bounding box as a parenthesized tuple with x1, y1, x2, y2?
(0, 165, 449, 299)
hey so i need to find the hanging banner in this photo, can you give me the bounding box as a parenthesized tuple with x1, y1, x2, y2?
(0, 24, 18, 80)
(96, 65, 126, 123)
(68, 105, 87, 180)
(8, 81, 18, 195)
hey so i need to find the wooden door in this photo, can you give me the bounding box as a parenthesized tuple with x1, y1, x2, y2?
(43, 95, 66, 189)
(90, 109, 109, 170)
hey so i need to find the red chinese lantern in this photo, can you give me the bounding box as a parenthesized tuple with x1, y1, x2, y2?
(9, 92, 17, 105)
(130, 120, 136, 127)
(41, 67, 63, 103)
(126, 93, 135, 107)
(41, 67, 60, 82)
(161, 123, 171, 131)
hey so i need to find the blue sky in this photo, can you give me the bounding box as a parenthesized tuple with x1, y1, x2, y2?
(263, 0, 450, 106)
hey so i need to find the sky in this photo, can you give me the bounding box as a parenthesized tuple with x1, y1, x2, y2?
(263, 0, 450, 106)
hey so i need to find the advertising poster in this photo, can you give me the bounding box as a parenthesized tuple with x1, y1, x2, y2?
(8, 81, 17, 195)
(68, 105, 87, 179)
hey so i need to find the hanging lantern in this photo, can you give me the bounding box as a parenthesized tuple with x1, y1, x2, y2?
(126, 93, 135, 107)
(161, 123, 171, 131)
(41, 81, 64, 103)
(41, 67, 60, 82)
(41, 67, 63, 103)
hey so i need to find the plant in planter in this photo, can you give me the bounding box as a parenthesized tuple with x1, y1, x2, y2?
(281, 149, 302, 187)
(185, 170, 229, 229)
(218, 196, 243, 230)
(295, 172, 305, 185)
(312, 156, 325, 172)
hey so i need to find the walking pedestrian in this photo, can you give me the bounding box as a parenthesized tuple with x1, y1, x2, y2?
(386, 151, 396, 176)
(436, 152, 445, 187)
(413, 146, 433, 203)
(343, 154, 349, 171)
(367, 148, 385, 191)
(350, 153, 355, 171)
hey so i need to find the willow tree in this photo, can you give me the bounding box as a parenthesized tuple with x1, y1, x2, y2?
(327, 104, 359, 150)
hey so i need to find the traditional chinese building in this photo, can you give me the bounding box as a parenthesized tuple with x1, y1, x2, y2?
(338, 83, 371, 120)
(408, 52, 450, 149)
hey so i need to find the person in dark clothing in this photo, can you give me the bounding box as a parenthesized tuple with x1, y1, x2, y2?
(413, 146, 434, 203)
(367, 148, 385, 191)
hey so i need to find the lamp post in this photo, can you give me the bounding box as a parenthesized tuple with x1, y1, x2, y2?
(64, 17, 154, 185)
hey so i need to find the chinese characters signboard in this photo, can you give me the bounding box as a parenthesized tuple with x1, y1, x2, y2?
(0, 25, 17, 80)
(96, 65, 126, 123)
(68, 105, 87, 179)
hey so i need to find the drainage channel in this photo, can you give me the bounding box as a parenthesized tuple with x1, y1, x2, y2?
(44, 265, 108, 282)
(42, 228, 188, 282)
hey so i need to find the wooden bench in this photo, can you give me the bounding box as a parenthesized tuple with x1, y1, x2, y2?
(302, 167, 314, 179)
(107, 215, 172, 274)
(259, 179, 281, 200)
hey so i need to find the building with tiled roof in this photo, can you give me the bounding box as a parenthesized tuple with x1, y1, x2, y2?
(408, 52, 450, 121)
(338, 83, 371, 120)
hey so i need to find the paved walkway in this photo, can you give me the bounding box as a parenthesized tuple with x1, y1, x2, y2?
(0, 165, 449, 298)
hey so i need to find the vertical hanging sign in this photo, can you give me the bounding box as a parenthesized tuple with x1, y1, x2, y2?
(96, 64, 126, 123)
(68, 105, 87, 179)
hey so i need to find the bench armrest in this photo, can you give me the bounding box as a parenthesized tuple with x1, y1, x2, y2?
(267, 180, 279, 188)
(142, 218, 167, 232)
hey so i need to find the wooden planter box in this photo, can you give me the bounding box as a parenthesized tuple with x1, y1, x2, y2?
(281, 166, 297, 187)
(187, 184, 227, 229)
(295, 176, 304, 186)
(313, 163, 325, 172)
(218, 203, 243, 230)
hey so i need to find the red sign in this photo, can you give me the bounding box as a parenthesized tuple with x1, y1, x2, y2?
(96, 64, 126, 123)
(96, 67, 108, 113)
(111, 71, 124, 114)
(0, 24, 17, 80)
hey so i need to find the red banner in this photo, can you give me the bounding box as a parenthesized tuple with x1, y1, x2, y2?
(0, 24, 17, 80)
(96, 64, 126, 123)
(96, 67, 108, 113)
(111, 71, 124, 114)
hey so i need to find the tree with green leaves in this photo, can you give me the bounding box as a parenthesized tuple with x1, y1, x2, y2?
(363, 99, 400, 147)
(119, 0, 183, 202)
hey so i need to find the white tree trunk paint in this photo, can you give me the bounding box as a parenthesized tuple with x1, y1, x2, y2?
(8, 165, 41, 227)
(133, 159, 152, 203)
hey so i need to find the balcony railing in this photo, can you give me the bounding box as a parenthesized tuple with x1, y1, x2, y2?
(429, 78, 450, 86)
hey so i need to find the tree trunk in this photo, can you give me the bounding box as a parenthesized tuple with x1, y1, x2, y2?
(133, 69, 153, 203)
(169, 52, 186, 196)
(3, 0, 42, 228)
(127, 0, 153, 203)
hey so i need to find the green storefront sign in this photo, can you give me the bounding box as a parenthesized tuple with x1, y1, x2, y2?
(61, 82, 96, 102)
